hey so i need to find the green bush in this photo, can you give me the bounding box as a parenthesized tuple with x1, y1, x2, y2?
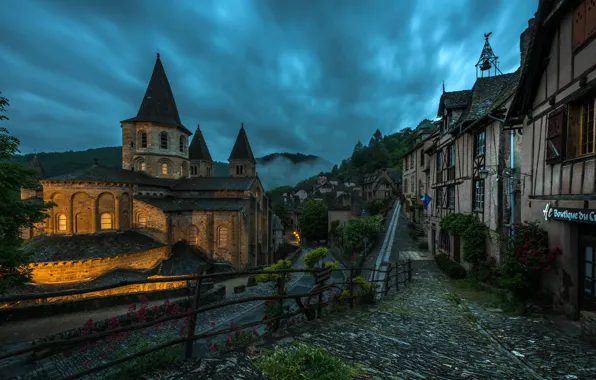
(253, 342, 356, 380)
(435, 254, 467, 279)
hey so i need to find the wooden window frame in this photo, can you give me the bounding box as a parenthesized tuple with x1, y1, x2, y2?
(546, 107, 566, 163)
(473, 179, 485, 212)
(475, 131, 486, 158)
(580, 97, 596, 156)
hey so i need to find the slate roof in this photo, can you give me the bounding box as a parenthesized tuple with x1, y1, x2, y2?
(121, 54, 191, 135)
(136, 197, 247, 212)
(43, 165, 174, 187)
(229, 124, 256, 163)
(189, 124, 213, 162)
(386, 168, 401, 183)
(457, 70, 520, 127)
(172, 176, 256, 191)
(437, 90, 473, 116)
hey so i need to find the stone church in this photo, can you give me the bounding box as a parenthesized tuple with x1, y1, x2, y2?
(21, 54, 270, 268)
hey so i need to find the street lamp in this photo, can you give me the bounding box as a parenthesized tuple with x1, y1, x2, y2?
(479, 168, 489, 180)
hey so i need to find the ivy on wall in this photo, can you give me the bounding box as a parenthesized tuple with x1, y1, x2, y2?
(439, 213, 489, 266)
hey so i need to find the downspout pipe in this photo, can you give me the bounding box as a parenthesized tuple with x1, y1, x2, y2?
(488, 113, 515, 237)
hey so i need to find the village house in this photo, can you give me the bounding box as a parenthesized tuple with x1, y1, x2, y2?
(424, 32, 524, 266)
(361, 168, 402, 202)
(402, 119, 437, 224)
(20, 54, 271, 269)
(505, 0, 596, 318)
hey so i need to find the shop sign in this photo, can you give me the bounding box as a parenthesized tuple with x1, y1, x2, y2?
(542, 203, 596, 224)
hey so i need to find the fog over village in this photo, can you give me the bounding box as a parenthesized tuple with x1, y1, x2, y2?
(1, 0, 596, 379)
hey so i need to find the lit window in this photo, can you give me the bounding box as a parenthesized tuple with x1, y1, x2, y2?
(137, 160, 145, 171)
(160, 132, 168, 149)
(57, 214, 67, 231)
(189, 225, 198, 245)
(137, 214, 147, 228)
(161, 162, 168, 175)
(100, 213, 113, 230)
(218, 227, 228, 248)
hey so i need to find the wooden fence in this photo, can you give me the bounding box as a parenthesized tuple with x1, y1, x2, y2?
(0, 260, 413, 380)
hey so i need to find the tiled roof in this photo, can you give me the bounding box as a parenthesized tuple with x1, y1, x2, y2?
(458, 70, 520, 126)
(189, 124, 213, 162)
(43, 165, 174, 187)
(229, 125, 256, 163)
(386, 168, 401, 183)
(121, 54, 191, 135)
(172, 176, 256, 191)
(437, 90, 473, 116)
(136, 197, 247, 212)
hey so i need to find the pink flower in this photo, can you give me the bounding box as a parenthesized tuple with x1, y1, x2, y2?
(211, 321, 216, 327)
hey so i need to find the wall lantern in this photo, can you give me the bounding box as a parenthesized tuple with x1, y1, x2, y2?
(479, 168, 489, 179)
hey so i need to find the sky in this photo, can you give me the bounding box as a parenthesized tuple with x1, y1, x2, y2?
(0, 0, 538, 165)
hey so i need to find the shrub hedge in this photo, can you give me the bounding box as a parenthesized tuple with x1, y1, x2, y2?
(435, 253, 467, 279)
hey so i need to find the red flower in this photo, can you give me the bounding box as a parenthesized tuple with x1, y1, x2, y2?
(264, 299, 271, 305)
(235, 330, 241, 337)
(263, 314, 269, 320)
(253, 329, 259, 336)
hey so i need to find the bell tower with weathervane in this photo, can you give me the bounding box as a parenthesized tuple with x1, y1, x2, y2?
(475, 32, 503, 78)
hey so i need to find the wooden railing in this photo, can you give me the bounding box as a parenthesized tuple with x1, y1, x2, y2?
(0, 261, 413, 380)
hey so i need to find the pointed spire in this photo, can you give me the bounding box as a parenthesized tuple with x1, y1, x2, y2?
(189, 124, 213, 162)
(122, 54, 188, 132)
(229, 123, 256, 163)
(29, 154, 45, 179)
(442, 80, 445, 93)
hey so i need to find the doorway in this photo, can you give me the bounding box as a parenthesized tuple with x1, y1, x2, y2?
(580, 226, 596, 311)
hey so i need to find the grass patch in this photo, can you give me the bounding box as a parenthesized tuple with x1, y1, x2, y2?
(448, 279, 515, 313)
(253, 342, 357, 380)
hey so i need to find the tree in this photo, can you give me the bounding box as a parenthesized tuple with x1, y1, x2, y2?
(0, 93, 55, 293)
(331, 164, 339, 174)
(343, 216, 384, 249)
(298, 200, 328, 242)
(273, 202, 292, 231)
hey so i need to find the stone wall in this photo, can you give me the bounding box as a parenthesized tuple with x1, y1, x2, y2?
(28, 246, 170, 284)
(41, 183, 134, 235)
(133, 199, 168, 243)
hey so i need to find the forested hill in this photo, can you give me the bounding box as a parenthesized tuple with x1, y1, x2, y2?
(332, 125, 420, 178)
(10, 147, 331, 190)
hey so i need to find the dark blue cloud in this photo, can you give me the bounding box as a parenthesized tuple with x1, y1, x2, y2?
(0, 0, 538, 164)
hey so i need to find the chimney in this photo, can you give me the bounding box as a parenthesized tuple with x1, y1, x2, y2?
(520, 18, 535, 66)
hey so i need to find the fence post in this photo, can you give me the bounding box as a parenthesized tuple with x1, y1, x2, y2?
(348, 264, 354, 309)
(276, 269, 286, 330)
(384, 262, 392, 296)
(407, 259, 412, 282)
(185, 267, 204, 359)
(395, 261, 399, 292)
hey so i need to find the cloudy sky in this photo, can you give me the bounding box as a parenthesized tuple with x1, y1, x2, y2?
(1, 0, 538, 165)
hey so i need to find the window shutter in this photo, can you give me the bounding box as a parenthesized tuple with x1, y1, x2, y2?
(546, 107, 566, 163)
(587, 0, 596, 38)
(573, 1, 587, 50)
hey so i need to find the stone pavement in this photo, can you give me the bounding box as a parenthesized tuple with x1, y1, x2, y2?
(142, 259, 596, 380)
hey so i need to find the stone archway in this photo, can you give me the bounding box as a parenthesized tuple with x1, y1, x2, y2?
(72, 192, 93, 233)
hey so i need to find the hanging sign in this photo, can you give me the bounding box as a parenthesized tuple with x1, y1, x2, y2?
(542, 203, 596, 224)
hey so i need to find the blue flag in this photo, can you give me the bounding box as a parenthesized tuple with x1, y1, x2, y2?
(422, 193, 432, 210)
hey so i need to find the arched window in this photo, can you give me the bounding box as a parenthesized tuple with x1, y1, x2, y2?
(189, 225, 198, 246)
(160, 132, 168, 149)
(137, 213, 147, 228)
(136, 159, 146, 171)
(439, 230, 450, 253)
(100, 213, 113, 230)
(218, 226, 228, 248)
(139, 132, 148, 148)
(57, 214, 67, 231)
(179, 136, 185, 153)
(161, 162, 168, 175)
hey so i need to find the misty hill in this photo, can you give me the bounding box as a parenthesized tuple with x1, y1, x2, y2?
(11, 147, 332, 190)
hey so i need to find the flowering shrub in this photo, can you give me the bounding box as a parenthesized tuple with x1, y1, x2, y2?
(207, 321, 262, 353)
(79, 298, 193, 378)
(511, 221, 559, 272)
(498, 221, 561, 301)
